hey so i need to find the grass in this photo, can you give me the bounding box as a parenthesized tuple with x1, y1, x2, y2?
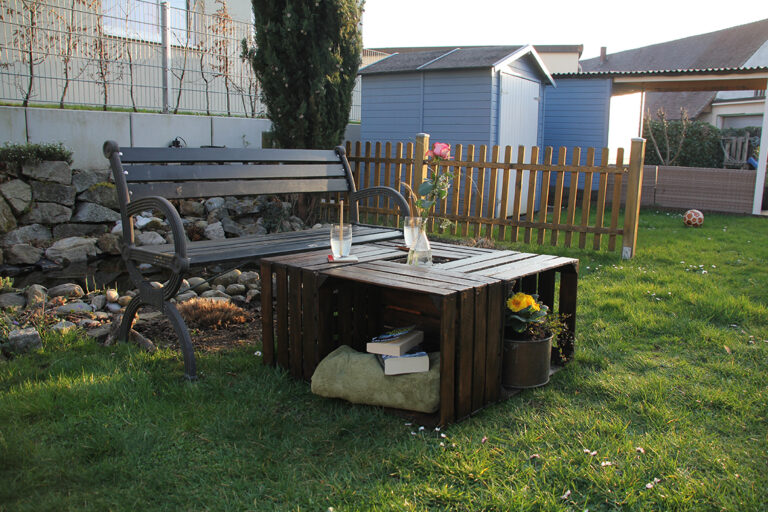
(1, 209, 767, 511)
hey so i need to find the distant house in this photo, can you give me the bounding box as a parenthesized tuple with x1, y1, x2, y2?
(580, 18, 768, 129)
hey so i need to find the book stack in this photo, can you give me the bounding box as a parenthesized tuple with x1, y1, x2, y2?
(367, 326, 429, 375)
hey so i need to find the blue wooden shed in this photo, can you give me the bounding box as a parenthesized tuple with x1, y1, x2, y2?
(359, 46, 555, 214)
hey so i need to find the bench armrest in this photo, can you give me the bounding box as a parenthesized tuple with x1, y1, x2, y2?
(124, 196, 190, 274)
(349, 186, 411, 221)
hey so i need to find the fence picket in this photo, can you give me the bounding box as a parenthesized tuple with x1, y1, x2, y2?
(608, 148, 624, 251)
(373, 142, 382, 225)
(563, 147, 581, 248)
(474, 145, 487, 237)
(487, 145, 500, 239)
(394, 142, 404, 227)
(461, 145, 475, 237)
(524, 146, 539, 244)
(550, 147, 567, 246)
(578, 148, 595, 249)
(508, 146, 524, 243)
(593, 148, 610, 250)
(537, 147, 553, 244)
(450, 145, 464, 236)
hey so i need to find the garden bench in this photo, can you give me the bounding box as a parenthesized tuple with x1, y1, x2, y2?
(102, 141, 410, 380)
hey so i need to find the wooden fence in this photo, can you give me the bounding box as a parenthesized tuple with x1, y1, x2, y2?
(336, 134, 646, 259)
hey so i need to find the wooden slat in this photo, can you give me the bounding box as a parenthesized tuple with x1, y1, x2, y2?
(353, 141, 362, 194)
(473, 145, 487, 238)
(593, 148, 610, 250)
(484, 281, 504, 403)
(260, 260, 274, 366)
(608, 148, 624, 251)
(362, 142, 371, 222)
(538, 270, 556, 310)
(456, 288, 474, 420)
(383, 142, 393, 226)
(121, 146, 340, 164)
(472, 284, 488, 412)
(275, 266, 289, 369)
(498, 145, 513, 242)
(487, 145, 499, 239)
(288, 266, 303, 379)
(125, 163, 346, 182)
(128, 178, 349, 200)
(537, 147, 553, 244)
(439, 294, 456, 425)
(559, 268, 578, 361)
(578, 148, 595, 249)
(301, 270, 318, 380)
(563, 147, 581, 248)
(373, 142, 382, 225)
(337, 281, 354, 348)
(550, 147, 567, 246)
(450, 144, 463, 236)
(524, 146, 538, 244)
(461, 145, 475, 237)
(393, 142, 404, 227)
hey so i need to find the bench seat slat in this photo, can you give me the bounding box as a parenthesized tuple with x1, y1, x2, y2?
(121, 147, 341, 164)
(128, 178, 350, 200)
(124, 163, 347, 182)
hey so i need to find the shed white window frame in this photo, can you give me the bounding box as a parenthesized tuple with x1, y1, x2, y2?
(102, 0, 194, 45)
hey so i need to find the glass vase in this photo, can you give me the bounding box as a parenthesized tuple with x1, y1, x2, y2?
(403, 216, 425, 248)
(406, 225, 433, 266)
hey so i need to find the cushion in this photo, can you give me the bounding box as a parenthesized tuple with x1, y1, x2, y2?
(310, 345, 441, 413)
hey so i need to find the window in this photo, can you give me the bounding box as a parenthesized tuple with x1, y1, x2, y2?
(103, 0, 191, 44)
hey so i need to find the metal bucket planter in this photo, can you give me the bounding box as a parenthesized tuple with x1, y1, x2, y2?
(502, 331, 554, 389)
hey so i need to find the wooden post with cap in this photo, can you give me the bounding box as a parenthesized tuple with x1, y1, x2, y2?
(622, 137, 646, 259)
(413, 133, 430, 192)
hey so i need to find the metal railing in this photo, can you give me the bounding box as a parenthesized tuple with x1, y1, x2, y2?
(0, 0, 264, 117)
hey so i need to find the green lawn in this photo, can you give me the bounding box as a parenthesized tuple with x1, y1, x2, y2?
(1, 209, 766, 511)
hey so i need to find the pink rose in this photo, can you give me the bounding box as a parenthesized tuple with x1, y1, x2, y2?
(432, 142, 452, 159)
(426, 150, 435, 158)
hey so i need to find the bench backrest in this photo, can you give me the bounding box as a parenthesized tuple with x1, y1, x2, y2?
(104, 142, 357, 202)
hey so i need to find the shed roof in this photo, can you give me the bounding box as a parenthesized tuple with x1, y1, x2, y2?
(359, 45, 555, 84)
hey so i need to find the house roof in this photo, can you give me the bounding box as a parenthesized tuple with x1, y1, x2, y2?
(359, 45, 556, 84)
(579, 18, 768, 118)
(370, 45, 584, 56)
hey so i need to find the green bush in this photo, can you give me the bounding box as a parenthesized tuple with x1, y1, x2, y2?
(643, 119, 723, 168)
(0, 142, 73, 166)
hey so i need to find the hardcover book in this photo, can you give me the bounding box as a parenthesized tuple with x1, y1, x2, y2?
(366, 327, 423, 356)
(377, 348, 430, 375)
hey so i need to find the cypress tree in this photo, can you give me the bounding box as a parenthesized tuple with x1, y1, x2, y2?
(244, 0, 363, 149)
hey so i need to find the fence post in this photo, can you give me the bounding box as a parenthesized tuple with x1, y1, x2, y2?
(413, 133, 430, 190)
(161, 1, 171, 114)
(622, 137, 646, 259)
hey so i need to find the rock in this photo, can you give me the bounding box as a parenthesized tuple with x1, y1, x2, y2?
(5, 244, 43, 265)
(22, 160, 71, 185)
(94, 311, 109, 320)
(215, 284, 226, 293)
(77, 318, 100, 328)
(25, 284, 47, 307)
(205, 197, 225, 212)
(106, 302, 122, 313)
(91, 294, 107, 311)
(179, 200, 205, 217)
(206, 208, 226, 224)
(111, 221, 123, 234)
(51, 320, 76, 333)
(187, 277, 210, 293)
(237, 271, 260, 287)
(105, 289, 119, 303)
(48, 283, 85, 298)
(178, 279, 190, 293)
(5, 327, 42, 353)
(86, 324, 111, 343)
(0, 179, 32, 213)
(201, 290, 230, 299)
(30, 181, 76, 206)
(224, 197, 261, 216)
(245, 288, 260, 302)
(71, 202, 120, 223)
(117, 295, 132, 307)
(204, 221, 225, 240)
(0, 293, 26, 308)
(20, 202, 72, 225)
(77, 183, 118, 210)
(2, 224, 51, 246)
(213, 269, 241, 287)
(243, 223, 268, 236)
(289, 216, 305, 231)
(149, 281, 163, 289)
(97, 233, 122, 255)
(0, 196, 18, 234)
(175, 291, 197, 302)
(134, 215, 161, 229)
(53, 223, 108, 239)
(55, 301, 92, 315)
(225, 283, 246, 296)
(137, 231, 165, 246)
(45, 237, 100, 263)
(72, 169, 111, 194)
(220, 216, 244, 236)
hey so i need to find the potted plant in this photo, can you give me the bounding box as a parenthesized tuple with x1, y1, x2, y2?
(401, 142, 455, 266)
(502, 292, 565, 388)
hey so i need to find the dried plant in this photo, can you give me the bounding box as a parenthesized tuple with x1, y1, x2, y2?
(177, 298, 252, 330)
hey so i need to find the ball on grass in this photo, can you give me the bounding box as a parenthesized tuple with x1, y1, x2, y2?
(683, 209, 704, 227)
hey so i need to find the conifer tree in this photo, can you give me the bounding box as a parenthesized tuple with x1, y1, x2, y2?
(244, 0, 363, 149)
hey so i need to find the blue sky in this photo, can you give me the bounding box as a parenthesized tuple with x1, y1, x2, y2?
(362, 0, 768, 59)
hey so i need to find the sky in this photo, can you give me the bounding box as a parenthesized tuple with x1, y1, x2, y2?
(362, 0, 768, 60)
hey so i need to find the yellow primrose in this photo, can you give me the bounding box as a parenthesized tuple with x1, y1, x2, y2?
(506, 293, 539, 312)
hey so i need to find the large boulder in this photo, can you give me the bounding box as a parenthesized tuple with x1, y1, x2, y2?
(0, 179, 32, 213)
(2, 224, 52, 246)
(72, 169, 111, 194)
(77, 183, 119, 210)
(30, 181, 76, 206)
(0, 197, 16, 234)
(71, 202, 120, 223)
(19, 203, 72, 225)
(4, 327, 42, 354)
(5, 243, 43, 265)
(45, 237, 100, 263)
(22, 161, 72, 185)
(53, 223, 108, 239)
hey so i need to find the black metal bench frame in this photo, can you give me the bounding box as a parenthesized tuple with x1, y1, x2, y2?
(103, 140, 410, 380)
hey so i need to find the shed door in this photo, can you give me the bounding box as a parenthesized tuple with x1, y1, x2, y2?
(497, 73, 541, 215)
